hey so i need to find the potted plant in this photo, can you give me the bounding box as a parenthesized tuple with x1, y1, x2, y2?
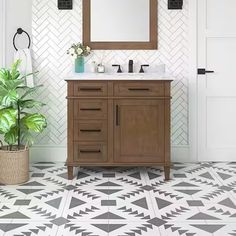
(67, 43, 91, 73)
(0, 60, 47, 184)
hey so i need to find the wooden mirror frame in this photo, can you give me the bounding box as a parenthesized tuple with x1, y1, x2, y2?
(83, 0, 158, 50)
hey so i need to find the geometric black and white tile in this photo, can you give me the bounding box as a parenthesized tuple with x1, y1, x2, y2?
(0, 162, 236, 235)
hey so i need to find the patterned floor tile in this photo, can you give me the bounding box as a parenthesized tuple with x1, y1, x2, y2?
(0, 162, 235, 236)
(158, 222, 223, 236)
(56, 220, 109, 235)
(1, 220, 58, 236)
(62, 191, 109, 221)
(108, 220, 161, 236)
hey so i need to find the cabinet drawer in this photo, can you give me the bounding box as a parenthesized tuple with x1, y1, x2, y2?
(114, 82, 165, 97)
(74, 100, 107, 119)
(74, 143, 107, 163)
(74, 120, 107, 141)
(74, 81, 107, 97)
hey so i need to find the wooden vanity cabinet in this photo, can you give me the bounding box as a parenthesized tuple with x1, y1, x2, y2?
(66, 80, 172, 180)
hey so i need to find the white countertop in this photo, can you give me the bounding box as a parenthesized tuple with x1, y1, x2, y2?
(65, 73, 174, 81)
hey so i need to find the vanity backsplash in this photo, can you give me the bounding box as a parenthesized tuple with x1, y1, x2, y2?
(32, 0, 189, 147)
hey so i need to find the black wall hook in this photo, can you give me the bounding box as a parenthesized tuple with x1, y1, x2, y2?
(13, 28, 31, 51)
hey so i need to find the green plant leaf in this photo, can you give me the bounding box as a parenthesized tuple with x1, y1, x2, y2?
(0, 108, 17, 133)
(19, 99, 45, 109)
(21, 113, 47, 133)
(1, 90, 19, 107)
(4, 126, 18, 145)
(0, 85, 8, 96)
(4, 79, 24, 90)
(0, 61, 47, 148)
(0, 69, 10, 84)
(20, 85, 43, 99)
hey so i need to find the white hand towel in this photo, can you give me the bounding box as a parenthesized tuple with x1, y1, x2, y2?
(14, 48, 34, 87)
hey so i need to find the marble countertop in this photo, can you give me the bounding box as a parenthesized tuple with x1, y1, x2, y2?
(65, 73, 174, 81)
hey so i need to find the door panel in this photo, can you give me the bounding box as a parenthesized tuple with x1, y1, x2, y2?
(207, 0, 236, 31)
(114, 100, 165, 163)
(207, 97, 236, 148)
(206, 38, 236, 91)
(198, 0, 236, 161)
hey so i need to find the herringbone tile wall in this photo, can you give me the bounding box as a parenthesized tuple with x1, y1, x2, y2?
(32, 0, 189, 146)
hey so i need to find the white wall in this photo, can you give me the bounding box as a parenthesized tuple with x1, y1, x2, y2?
(5, 0, 32, 67)
(0, 0, 5, 67)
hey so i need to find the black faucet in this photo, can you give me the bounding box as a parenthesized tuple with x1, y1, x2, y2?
(128, 60, 133, 73)
(112, 64, 122, 73)
(139, 64, 149, 73)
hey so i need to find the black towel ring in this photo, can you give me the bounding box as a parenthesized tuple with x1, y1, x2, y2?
(13, 28, 31, 51)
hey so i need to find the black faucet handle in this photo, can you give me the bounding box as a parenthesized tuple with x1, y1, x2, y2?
(112, 64, 122, 73)
(139, 64, 149, 73)
(128, 60, 134, 73)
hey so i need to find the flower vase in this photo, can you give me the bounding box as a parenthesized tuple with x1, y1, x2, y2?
(75, 56, 84, 73)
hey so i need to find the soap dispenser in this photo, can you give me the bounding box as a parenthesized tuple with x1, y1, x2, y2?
(97, 63, 105, 73)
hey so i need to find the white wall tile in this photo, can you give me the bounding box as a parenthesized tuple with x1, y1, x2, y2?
(32, 0, 189, 146)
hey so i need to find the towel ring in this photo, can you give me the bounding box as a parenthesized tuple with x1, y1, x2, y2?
(13, 28, 31, 51)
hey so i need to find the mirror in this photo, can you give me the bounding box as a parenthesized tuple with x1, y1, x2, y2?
(83, 0, 157, 50)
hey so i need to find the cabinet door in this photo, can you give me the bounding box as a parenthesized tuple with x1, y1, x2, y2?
(114, 100, 165, 163)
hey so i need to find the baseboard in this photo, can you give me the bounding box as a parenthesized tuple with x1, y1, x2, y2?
(30, 145, 192, 163)
(30, 145, 67, 163)
(171, 145, 192, 162)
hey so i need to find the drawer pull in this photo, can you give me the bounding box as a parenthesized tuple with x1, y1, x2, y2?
(80, 129, 101, 132)
(80, 150, 101, 153)
(80, 88, 102, 91)
(80, 108, 101, 111)
(128, 88, 150, 91)
(116, 105, 120, 126)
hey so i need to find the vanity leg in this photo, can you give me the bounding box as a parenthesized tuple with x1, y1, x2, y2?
(164, 166, 170, 181)
(68, 166, 74, 180)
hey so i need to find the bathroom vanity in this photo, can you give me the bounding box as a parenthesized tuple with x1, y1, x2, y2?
(66, 74, 173, 180)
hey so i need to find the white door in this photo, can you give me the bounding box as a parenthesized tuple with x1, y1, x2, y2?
(198, 0, 236, 161)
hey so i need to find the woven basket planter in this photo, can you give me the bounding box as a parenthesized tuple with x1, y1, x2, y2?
(0, 146, 29, 185)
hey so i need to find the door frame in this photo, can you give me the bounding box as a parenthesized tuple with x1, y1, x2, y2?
(188, 0, 198, 161)
(0, 0, 6, 67)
